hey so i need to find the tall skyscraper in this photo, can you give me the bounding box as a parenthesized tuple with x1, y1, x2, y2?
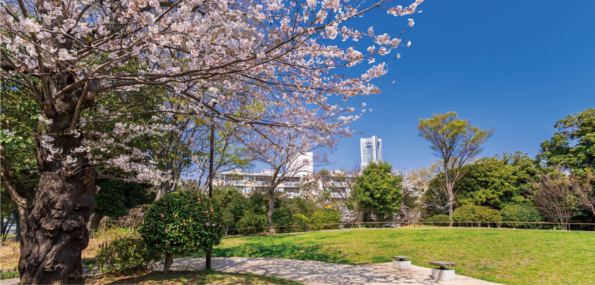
(360, 136, 382, 169)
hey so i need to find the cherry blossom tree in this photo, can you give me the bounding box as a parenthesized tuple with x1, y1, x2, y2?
(190, 122, 253, 195)
(0, 0, 423, 282)
(242, 123, 333, 234)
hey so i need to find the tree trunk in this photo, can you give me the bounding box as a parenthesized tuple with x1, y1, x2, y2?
(268, 189, 276, 234)
(89, 214, 104, 232)
(19, 167, 96, 284)
(19, 72, 97, 284)
(163, 253, 174, 274)
(15, 210, 21, 242)
(156, 181, 171, 200)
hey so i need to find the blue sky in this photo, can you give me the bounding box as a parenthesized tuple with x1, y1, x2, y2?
(313, 0, 595, 171)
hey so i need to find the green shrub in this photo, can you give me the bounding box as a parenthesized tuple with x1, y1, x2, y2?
(139, 191, 224, 272)
(94, 179, 149, 218)
(272, 208, 293, 233)
(237, 211, 268, 235)
(95, 237, 160, 274)
(310, 209, 340, 230)
(0, 271, 19, 280)
(292, 214, 309, 232)
(452, 205, 502, 227)
(501, 205, 542, 228)
(424, 214, 452, 226)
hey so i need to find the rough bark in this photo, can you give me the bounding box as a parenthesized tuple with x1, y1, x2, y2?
(19, 167, 96, 284)
(19, 71, 97, 284)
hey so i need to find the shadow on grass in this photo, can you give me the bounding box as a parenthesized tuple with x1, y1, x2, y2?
(190, 241, 350, 264)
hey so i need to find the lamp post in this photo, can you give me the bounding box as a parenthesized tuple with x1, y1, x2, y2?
(205, 98, 217, 270)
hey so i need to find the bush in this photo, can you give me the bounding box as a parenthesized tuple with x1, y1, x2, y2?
(310, 209, 341, 230)
(452, 205, 502, 227)
(272, 208, 293, 233)
(501, 205, 543, 228)
(292, 214, 309, 232)
(139, 191, 224, 273)
(236, 211, 268, 235)
(424, 214, 452, 226)
(95, 179, 149, 218)
(95, 237, 160, 274)
(0, 271, 19, 280)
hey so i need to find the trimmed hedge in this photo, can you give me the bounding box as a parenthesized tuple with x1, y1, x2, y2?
(501, 205, 543, 228)
(310, 209, 341, 230)
(292, 214, 310, 232)
(424, 214, 452, 226)
(140, 192, 225, 266)
(452, 205, 502, 227)
(272, 208, 293, 233)
(237, 211, 268, 234)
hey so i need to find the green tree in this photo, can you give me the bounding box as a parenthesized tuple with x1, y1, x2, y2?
(90, 179, 151, 230)
(353, 162, 403, 220)
(538, 108, 595, 176)
(418, 112, 494, 220)
(455, 152, 539, 210)
(1, 77, 40, 240)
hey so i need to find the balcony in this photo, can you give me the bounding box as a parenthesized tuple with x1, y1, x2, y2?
(226, 180, 245, 186)
(331, 181, 348, 187)
(284, 182, 301, 187)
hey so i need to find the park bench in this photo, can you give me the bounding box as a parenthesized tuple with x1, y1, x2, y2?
(429, 261, 456, 281)
(392, 256, 412, 270)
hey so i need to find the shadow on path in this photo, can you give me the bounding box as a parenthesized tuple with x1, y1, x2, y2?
(154, 257, 502, 285)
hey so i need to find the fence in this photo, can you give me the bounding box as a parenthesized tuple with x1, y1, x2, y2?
(222, 221, 595, 237)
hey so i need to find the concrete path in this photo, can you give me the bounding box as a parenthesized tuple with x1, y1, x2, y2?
(1, 257, 501, 284)
(0, 278, 19, 285)
(154, 257, 501, 284)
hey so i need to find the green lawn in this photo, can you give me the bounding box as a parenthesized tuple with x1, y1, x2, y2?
(204, 228, 595, 284)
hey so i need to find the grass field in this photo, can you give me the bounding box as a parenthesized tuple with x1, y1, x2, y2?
(202, 228, 595, 284)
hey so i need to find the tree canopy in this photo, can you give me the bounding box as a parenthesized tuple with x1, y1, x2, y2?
(418, 112, 494, 217)
(455, 152, 539, 210)
(538, 108, 595, 175)
(353, 162, 403, 219)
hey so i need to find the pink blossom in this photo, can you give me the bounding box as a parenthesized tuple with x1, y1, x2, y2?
(165, 228, 169, 232)
(161, 214, 165, 218)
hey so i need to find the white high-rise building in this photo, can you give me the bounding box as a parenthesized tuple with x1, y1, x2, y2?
(360, 136, 382, 169)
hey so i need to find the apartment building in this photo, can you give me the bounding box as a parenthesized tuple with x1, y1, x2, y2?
(213, 153, 353, 199)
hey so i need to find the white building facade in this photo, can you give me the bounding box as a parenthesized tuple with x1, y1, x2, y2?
(360, 136, 383, 169)
(213, 152, 352, 199)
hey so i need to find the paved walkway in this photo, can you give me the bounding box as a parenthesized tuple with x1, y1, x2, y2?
(2, 257, 502, 284)
(0, 278, 19, 285)
(154, 257, 500, 284)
